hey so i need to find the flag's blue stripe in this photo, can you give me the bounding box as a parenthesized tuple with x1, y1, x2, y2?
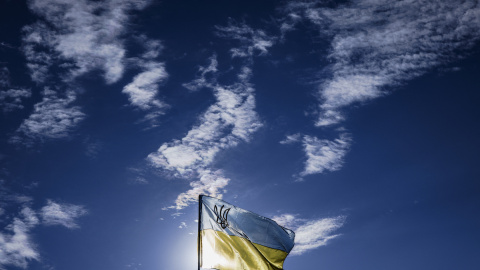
(200, 196, 295, 253)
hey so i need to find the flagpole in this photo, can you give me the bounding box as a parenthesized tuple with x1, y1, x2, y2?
(198, 195, 203, 270)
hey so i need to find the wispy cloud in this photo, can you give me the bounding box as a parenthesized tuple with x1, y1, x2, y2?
(83, 138, 103, 159)
(300, 134, 351, 178)
(123, 36, 169, 123)
(0, 207, 40, 269)
(281, 133, 351, 179)
(0, 89, 31, 113)
(277, 0, 480, 178)
(215, 19, 276, 58)
(273, 214, 345, 256)
(0, 67, 31, 113)
(0, 42, 16, 50)
(174, 169, 230, 209)
(16, 0, 163, 143)
(148, 56, 262, 209)
(40, 200, 88, 229)
(147, 20, 276, 209)
(283, 0, 480, 126)
(0, 184, 33, 208)
(122, 61, 168, 111)
(24, 0, 151, 84)
(0, 194, 87, 269)
(182, 55, 218, 91)
(11, 88, 84, 144)
(148, 65, 260, 177)
(279, 133, 302, 145)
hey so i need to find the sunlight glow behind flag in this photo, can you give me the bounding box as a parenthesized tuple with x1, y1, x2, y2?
(198, 195, 295, 270)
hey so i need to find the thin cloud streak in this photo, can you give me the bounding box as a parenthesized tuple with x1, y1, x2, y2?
(279, 133, 301, 145)
(273, 214, 345, 256)
(40, 200, 88, 229)
(281, 133, 351, 179)
(283, 0, 480, 126)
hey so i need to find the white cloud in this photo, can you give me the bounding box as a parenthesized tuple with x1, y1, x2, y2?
(0, 67, 31, 113)
(174, 170, 229, 210)
(182, 55, 218, 91)
(273, 214, 345, 256)
(11, 88, 84, 143)
(0, 183, 87, 269)
(284, 0, 480, 126)
(300, 134, 351, 177)
(139, 36, 163, 59)
(279, 133, 302, 145)
(148, 66, 261, 176)
(122, 62, 168, 111)
(0, 216, 39, 269)
(21, 22, 54, 84)
(19, 207, 39, 228)
(148, 60, 261, 209)
(291, 216, 345, 255)
(40, 200, 88, 229)
(24, 0, 151, 84)
(17, 0, 158, 143)
(0, 89, 32, 113)
(178, 222, 187, 229)
(215, 20, 276, 58)
(271, 213, 298, 229)
(123, 36, 169, 121)
(148, 21, 271, 211)
(0, 207, 39, 269)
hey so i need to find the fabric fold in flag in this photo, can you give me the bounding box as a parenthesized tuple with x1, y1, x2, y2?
(198, 195, 295, 270)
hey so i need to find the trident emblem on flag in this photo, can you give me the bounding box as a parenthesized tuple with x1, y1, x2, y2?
(213, 205, 230, 229)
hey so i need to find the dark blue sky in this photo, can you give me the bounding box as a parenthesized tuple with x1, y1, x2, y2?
(1, 0, 480, 269)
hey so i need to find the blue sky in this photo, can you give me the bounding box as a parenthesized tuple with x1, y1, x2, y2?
(1, 0, 480, 269)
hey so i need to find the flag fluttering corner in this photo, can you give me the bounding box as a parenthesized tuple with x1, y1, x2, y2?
(198, 195, 295, 270)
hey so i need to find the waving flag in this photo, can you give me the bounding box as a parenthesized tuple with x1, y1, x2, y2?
(198, 195, 295, 270)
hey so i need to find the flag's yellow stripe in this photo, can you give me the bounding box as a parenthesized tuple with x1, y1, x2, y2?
(200, 229, 289, 270)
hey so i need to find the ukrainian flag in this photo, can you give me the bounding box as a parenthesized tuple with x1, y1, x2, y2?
(198, 195, 295, 270)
